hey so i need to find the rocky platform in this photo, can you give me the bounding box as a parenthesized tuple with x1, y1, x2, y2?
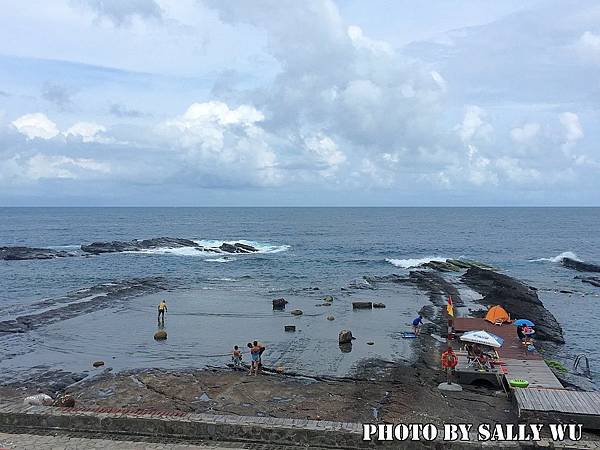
(561, 257, 600, 273)
(0, 246, 77, 260)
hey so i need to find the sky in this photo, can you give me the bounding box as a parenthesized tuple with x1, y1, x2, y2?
(0, 0, 599, 206)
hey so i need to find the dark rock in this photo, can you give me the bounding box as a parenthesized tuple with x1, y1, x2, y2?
(373, 303, 386, 308)
(339, 330, 354, 344)
(284, 325, 296, 332)
(154, 330, 167, 340)
(326, 315, 335, 321)
(323, 295, 334, 302)
(0, 246, 76, 261)
(576, 276, 600, 288)
(347, 278, 374, 290)
(273, 298, 288, 309)
(562, 258, 600, 273)
(461, 267, 564, 343)
(290, 309, 303, 316)
(53, 394, 75, 407)
(82, 237, 199, 254)
(219, 243, 259, 254)
(352, 302, 372, 309)
(409, 271, 463, 307)
(233, 242, 259, 253)
(367, 341, 375, 345)
(92, 361, 104, 368)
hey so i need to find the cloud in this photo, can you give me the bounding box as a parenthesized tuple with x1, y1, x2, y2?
(12, 113, 60, 140)
(559, 111, 583, 143)
(347, 25, 393, 56)
(71, 0, 163, 26)
(64, 121, 110, 143)
(42, 82, 75, 111)
(160, 101, 281, 186)
(109, 103, 146, 118)
(510, 122, 540, 145)
(304, 133, 346, 175)
(576, 31, 600, 64)
(0, 153, 111, 184)
(456, 105, 493, 143)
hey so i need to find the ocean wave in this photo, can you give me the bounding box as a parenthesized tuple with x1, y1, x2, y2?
(529, 251, 581, 263)
(386, 256, 447, 269)
(126, 239, 289, 258)
(205, 257, 236, 263)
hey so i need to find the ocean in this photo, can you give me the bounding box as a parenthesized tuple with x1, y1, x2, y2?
(1, 207, 599, 386)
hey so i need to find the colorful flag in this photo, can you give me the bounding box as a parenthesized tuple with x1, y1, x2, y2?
(447, 294, 454, 317)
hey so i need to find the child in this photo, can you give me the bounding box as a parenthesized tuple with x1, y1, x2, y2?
(232, 345, 242, 369)
(412, 315, 423, 336)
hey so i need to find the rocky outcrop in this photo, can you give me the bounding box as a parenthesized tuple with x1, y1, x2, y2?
(290, 309, 303, 316)
(420, 259, 495, 272)
(338, 330, 354, 344)
(576, 276, 600, 287)
(273, 298, 288, 309)
(461, 267, 564, 344)
(80, 237, 260, 255)
(352, 302, 372, 309)
(154, 330, 167, 340)
(562, 257, 600, 273)
(0, 246, 76, 260)
(0, 277, 168, 335)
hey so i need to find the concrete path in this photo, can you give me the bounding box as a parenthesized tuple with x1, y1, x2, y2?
(0, 431, 244, 449)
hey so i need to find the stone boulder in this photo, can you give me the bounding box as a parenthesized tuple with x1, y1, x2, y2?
(273, 298, 288, 309)
(290, 309, 303, 316)
(323, 295, 334, 303)
(326, 315, 335, 321)
(562, 257, 600, 273)
(352, 302, 372, 309)
(284, 325, 296, 332)
(53, 394, 75, 408)
(373, 303, 386, 308)
(154, 330, 168, 340)
(92, 361, 104, 368)
(339, 330, 354, 344)
(0, 246, 76, 261)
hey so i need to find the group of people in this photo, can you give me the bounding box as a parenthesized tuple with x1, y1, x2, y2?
(232, 341, 266, 376)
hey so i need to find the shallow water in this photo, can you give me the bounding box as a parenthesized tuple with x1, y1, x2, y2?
(1, 207, 599, 385)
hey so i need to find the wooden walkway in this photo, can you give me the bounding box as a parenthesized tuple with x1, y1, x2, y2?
(453, 317, 600, 428)
(515, 388, 600, 428)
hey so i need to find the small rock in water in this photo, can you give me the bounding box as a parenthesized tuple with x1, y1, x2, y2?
(323, 295, 334, 303)
(273, 298, 288, 309)
(373, 303, 386, 308)
(291, 309, 303, 316)
(326, 315, 335, 321)
(92, 361, 105, 368)
(276, 366, 285, 374)
(352, 302, 372, 309)
(367, 341, 375, 345)
(284, 325, 296, 332)
(339, 329, 354, 344)
(154, 330, 167, 340)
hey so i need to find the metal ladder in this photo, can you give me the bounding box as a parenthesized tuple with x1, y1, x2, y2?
(574, 354, 591, 378)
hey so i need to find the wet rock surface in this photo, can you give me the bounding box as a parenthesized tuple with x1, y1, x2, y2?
(0, 277, 168, 335)
(461, 267, 564, 343)
(577, 276, 600, 287)
(562, 257, 600, 273)
(0, 246, 77, 260)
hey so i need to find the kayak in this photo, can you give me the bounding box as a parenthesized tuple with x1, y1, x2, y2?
(508, 378, 529, 388)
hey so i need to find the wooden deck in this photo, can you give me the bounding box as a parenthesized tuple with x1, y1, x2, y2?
(515, 388, 600, 428)
(453, 317, 600, 429)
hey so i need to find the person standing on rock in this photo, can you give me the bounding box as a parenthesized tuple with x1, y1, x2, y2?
(248, 342, 259, 376)
(158, 300, 168, 324)
(254, 340, 266, 373)
(412, 315, 424, 336)
(441, 346, 458, 384)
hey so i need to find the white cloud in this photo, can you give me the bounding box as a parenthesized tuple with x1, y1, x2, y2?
(71, 0, 163, 26)
(347, 25, 393, 56)
(559, 112, 583, 143)
(304, 133, 346, 173)
(0, 153, 111, 184)
(11, 113, 60, 140)
(510, 122, 540, 145)
(495, 157, 541, 184)
(576, 31, 600, 64)
(65, 121, 110, 143)
(466, 144, 498, 186)
(430, 71, 447, 92)
(161, 101, 281, 186)
(456, 106, 493, 143)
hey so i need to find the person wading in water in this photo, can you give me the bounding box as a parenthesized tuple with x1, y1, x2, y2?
(158, 300, 168, 324)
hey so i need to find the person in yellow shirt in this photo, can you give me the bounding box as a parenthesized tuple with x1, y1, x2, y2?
(158, 300, 168, 324)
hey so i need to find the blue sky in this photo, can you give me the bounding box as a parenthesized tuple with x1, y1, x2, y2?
(0, 0, 599, 206)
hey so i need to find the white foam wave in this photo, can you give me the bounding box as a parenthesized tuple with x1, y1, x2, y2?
(205, 257, 236, 263)
(125, 239, 289, 257)
(386, 256, 447, 269)
(529, 251, 581, 263)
